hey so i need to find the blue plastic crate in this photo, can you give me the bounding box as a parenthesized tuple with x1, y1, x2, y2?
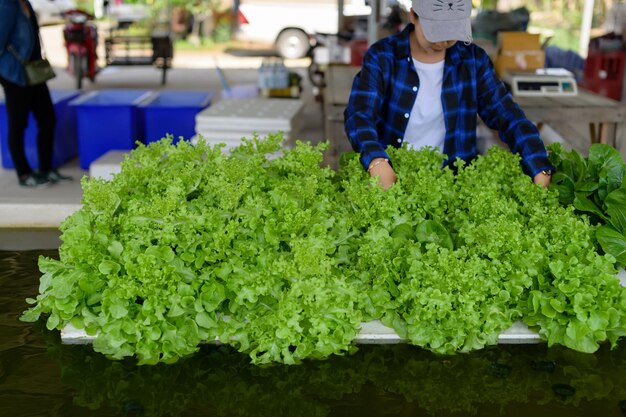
(140, 91, 213, 144)
(69, 89, 152, 169)
(0, 90, 80, 170)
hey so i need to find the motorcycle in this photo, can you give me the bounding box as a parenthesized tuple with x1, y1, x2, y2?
(63, 9, 98, 89)
(307, 31, 355, 92)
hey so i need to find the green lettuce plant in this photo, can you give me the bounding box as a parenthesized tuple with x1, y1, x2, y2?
(20, 137, 626, 363)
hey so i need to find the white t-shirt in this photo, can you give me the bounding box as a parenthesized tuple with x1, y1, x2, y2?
(404, 58, 446, 152)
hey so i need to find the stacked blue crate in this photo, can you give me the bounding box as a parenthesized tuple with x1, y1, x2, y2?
(140, 91, 213, 144)
(69, 89, 152, 169)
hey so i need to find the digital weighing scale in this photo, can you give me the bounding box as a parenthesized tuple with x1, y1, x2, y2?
(503, 71, 578, 97)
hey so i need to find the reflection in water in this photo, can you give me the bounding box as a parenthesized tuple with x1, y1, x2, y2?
(2, 250, 626, 416)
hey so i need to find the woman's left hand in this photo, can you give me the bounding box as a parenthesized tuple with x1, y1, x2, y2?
(533, 171, 552, 188)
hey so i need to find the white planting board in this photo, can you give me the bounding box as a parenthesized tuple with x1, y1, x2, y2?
(60, 270, 626, 346)
(89, 150, 128, 181)
(195, 98, 305, 134)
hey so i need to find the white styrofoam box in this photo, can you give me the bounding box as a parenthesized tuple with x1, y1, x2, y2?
(195, 98, 305, 132)
(193, 98, 304, 151)
(190, 134, 293, 156)
(313, 44, 351, 65)
(195, 130, 295, 143)
(195, 115, 303, 142)
(190, 134, 241, 150)
(89, 150, 128, 181)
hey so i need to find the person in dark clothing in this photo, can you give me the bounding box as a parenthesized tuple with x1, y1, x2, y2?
(344, 0, 554, 191)
(0, 0, 72, 187)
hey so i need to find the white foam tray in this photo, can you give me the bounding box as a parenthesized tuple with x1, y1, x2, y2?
(89, 150, 128, 181)
(61, 318, 541, 346)
(60, 270, 626, 346)
(194, 115, 304, 145)
(194, 131, 296, 143)
(189, 135, 293, 152)
(195, 122, 297, 132)
(195, 98, 305, 132)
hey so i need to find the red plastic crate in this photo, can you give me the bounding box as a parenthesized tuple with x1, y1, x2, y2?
(582, 35, 625, 101)
(581, 78, 623, 101)
(350, 38, 369, 67)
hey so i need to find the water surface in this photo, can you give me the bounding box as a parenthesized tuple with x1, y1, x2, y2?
(1, 249, 625, 417)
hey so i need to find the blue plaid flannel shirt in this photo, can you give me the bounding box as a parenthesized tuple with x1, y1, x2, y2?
(344, 24, 555, 178)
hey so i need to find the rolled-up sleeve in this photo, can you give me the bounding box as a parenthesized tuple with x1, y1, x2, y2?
(344, 47, 391, 171)
(475, 49, 555, 177)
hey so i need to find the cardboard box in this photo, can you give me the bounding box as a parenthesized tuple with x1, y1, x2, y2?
(495, 32, 545, 78)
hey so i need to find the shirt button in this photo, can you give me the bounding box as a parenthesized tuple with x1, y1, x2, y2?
(412, 86, 417, 92)
(407, 57, 410, 62)
(397, 138, 402, 143)
(404, 113, 409, 118)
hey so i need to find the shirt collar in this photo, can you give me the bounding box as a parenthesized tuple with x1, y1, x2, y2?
(394, 23, 413, 60)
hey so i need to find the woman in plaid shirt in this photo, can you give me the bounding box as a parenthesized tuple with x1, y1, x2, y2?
(344, 0, 554, 190)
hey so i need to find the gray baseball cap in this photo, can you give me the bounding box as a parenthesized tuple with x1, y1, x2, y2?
(412, 0, 472, 43)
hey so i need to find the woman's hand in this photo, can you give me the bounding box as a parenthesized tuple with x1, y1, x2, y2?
(533, 171, 552, 188)
(368, 158, 397, 190)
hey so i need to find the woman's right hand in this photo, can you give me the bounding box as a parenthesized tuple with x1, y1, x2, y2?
(368, 158, 397, 191)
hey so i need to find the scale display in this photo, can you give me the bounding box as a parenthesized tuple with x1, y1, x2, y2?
(503, 71, 578, 97)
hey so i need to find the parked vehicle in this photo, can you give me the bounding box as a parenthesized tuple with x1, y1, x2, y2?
(235, 0, 371, 59)
(108, 3, 150, 28)
(30, 0, 76, 25)
(63, 9, 98, 89)
(307, 6, 403, 88)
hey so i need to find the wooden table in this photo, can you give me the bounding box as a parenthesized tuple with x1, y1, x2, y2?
(323, 67, 626, 162)
(514, 90, 626, 159)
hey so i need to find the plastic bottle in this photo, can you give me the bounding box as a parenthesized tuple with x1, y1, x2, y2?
(270, 60, 278, 88)
(277, 59, 289, 88)
(258, 58, 268, 89)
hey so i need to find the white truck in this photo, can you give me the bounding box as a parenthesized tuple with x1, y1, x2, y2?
(30, 0, 76, 25)
(235, 0, 372, 59)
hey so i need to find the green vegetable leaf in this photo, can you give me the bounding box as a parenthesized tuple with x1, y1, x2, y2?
(573, 192, 608, 222)
(605, 187, 626, 233)
(415, 220, 453, 250)
(596, 225, 626, 265)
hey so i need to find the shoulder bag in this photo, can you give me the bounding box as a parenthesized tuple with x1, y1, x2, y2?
(8, 39, 56, 86)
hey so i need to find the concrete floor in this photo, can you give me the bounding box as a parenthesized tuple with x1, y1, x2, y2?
(0, 28, 327, 228)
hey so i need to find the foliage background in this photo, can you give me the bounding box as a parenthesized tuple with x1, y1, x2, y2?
(72, 0, 621, 53)
(476, 0, 620, 52)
